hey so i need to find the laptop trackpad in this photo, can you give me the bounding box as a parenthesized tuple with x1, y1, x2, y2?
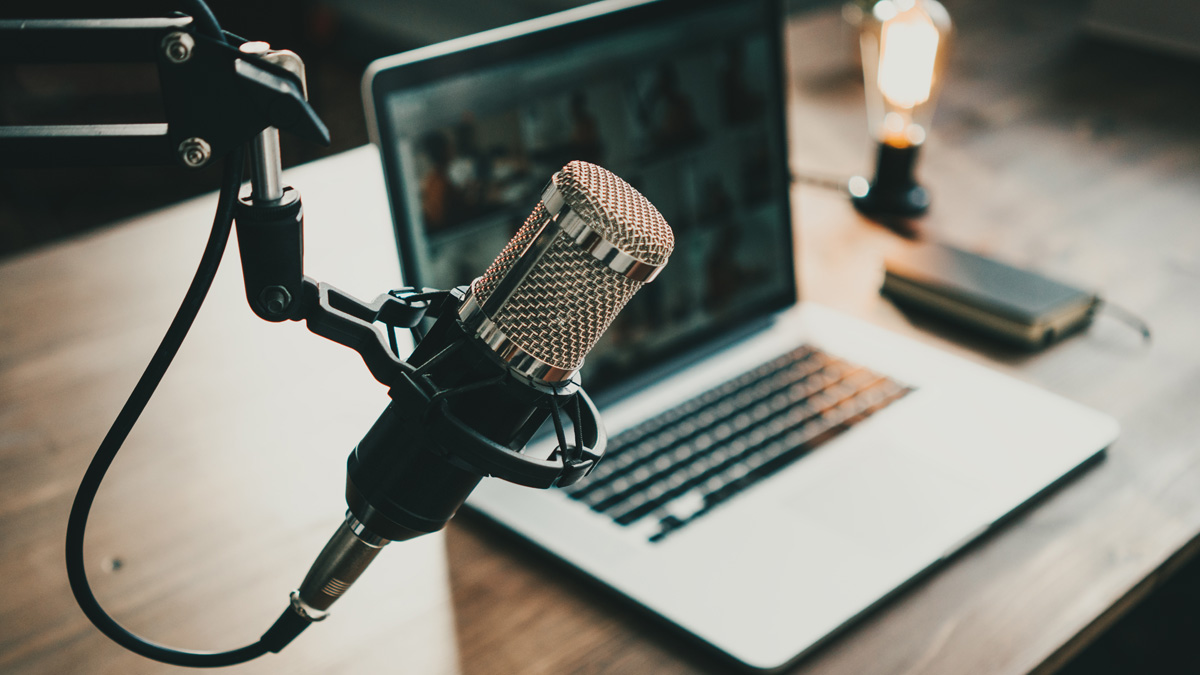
(776, 436, 995, 562)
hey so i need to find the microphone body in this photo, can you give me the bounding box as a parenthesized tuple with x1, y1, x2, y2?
(292, 161, 673, 618)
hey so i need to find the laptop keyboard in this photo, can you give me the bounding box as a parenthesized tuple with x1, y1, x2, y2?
(562, 345, 912, 542)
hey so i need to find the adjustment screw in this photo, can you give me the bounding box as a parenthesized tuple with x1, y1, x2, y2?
(260, 286, 293, 316)
(178, 137, 212, 168)
(162, 32, 195, 64)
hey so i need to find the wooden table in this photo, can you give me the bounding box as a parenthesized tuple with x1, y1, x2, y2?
(3, 1, 1200, 673)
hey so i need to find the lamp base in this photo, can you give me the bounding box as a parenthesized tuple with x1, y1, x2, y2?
(850, 182, 930, 218)
(850, 143, 930, 220)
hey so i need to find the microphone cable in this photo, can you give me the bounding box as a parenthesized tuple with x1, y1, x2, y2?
(63, 0, 311, 666)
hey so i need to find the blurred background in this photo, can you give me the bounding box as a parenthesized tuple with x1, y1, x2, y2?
(3, 0, 1199, 259)
(2, 2, 1200, 672)
(0, 0, 591, 256)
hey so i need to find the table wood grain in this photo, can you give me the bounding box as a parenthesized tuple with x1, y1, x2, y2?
(0, 148, 460, 675)
(4, 1, 1200, 673)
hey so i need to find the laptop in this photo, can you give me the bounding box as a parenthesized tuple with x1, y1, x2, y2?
(362, 0, 1118, 670)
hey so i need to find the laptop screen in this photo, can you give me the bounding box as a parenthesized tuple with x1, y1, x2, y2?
(366, 0, 794, 393)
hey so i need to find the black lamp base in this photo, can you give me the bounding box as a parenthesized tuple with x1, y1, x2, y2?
(851, 143, 930, 220)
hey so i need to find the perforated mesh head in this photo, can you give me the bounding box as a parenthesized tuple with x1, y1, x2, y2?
(554, 161, 674, 267)
(472, 162, 674, 374)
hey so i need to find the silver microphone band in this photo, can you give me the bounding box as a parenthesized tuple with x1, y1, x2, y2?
(540, 179, 666, 283)
(458, 291, 579, 384)
(465, 161, 674, 380)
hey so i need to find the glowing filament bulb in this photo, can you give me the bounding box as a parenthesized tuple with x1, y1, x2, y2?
(877, 8, 940, 109)
(849, 0, 951, 219)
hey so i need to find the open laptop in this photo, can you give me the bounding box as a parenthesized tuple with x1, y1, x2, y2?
(362, 0, 1118, 670)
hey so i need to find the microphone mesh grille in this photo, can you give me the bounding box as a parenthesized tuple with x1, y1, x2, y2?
(473, 162, 673, 372)
(556, 161, 674, 266)
(473, 202, 547, 296)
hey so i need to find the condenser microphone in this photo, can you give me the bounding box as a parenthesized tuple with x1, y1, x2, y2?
(286, 161, 674, 624)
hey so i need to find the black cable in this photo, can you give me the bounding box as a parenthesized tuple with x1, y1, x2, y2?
(64, 149, 280, 667)
(791, 169, 854, 193)
(63, 3, 312, 666)
(64, 148, 314, 665)
(1097, 299, 1153, 343)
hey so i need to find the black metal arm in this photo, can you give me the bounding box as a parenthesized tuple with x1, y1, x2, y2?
(289, 279, 605, 489)
(0, 16, 329, 167)
(12, 8, 604, 665)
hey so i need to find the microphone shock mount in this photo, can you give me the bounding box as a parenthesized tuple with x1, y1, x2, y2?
(2, 5, 610, 664)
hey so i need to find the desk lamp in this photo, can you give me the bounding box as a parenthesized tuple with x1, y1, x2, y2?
(848, 0, 952, 220)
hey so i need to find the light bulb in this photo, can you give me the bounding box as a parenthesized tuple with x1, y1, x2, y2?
(851, 0, 952, 221)
(878, 7, 939, 108)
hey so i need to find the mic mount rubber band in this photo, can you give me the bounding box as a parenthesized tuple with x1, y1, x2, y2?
(422, 385, 605, 489)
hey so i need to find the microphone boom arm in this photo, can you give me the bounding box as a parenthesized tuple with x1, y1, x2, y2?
(4, 8, 613, 663)
(0, 16, 329, 168)
(276, 279, 606, 624)
(292, 279, 606, 489)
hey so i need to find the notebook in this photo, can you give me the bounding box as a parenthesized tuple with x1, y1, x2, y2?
(362, 0, 1118, 669)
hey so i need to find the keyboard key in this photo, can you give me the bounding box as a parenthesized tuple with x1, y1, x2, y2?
(564, 344, 912, 541)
